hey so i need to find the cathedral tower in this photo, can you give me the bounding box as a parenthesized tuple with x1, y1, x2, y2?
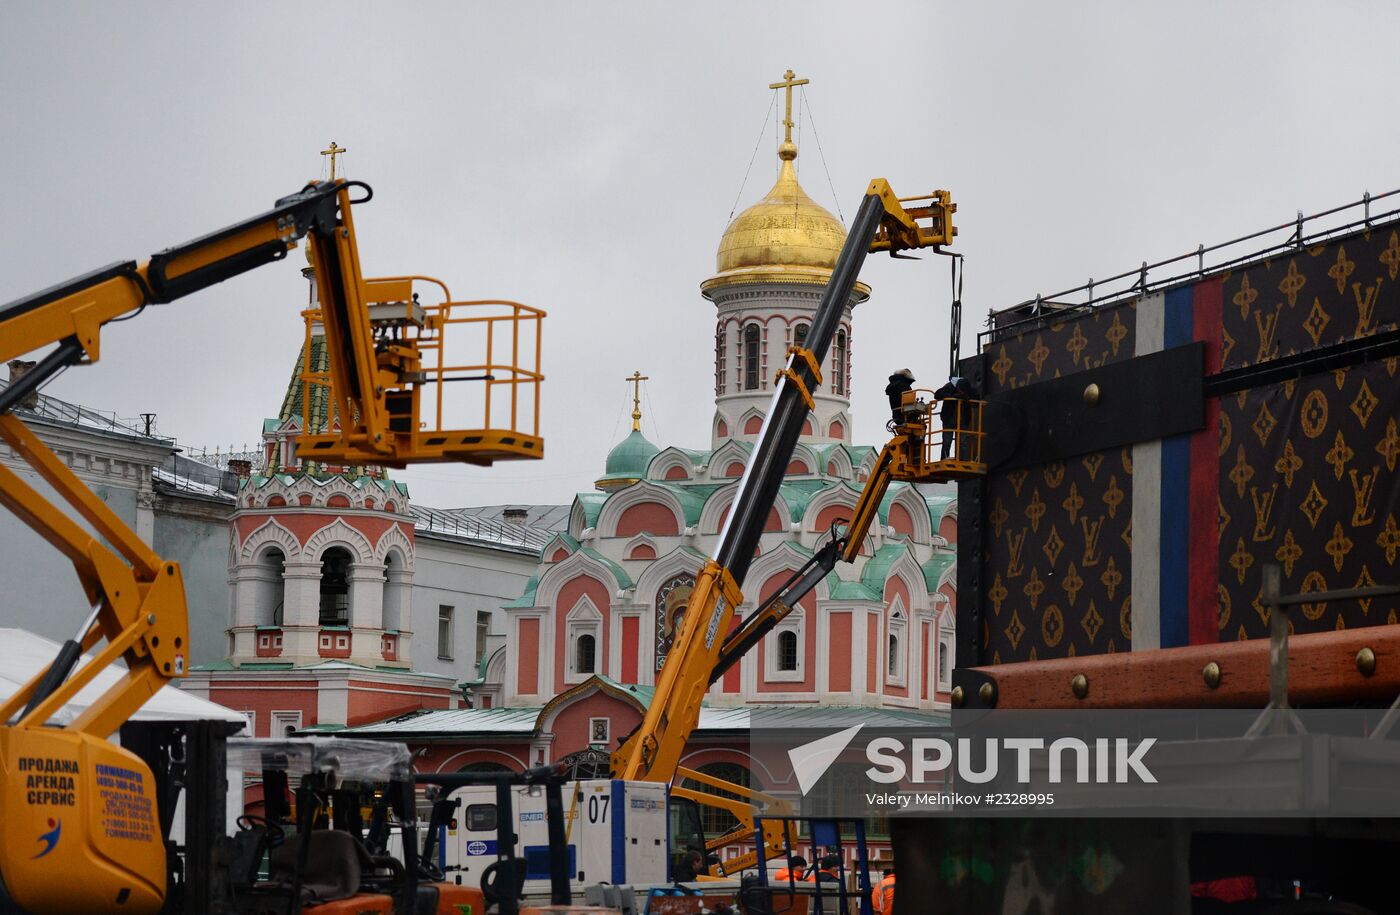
(701, 70, 869, 450)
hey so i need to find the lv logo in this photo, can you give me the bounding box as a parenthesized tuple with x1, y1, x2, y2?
(1353, 278, 1383, 336)
(1251, 484, 1279, 542)
(1080, 516, 1104, 567)
(1006, 530, 1027, 579)
(1350, 466, 1378, 527)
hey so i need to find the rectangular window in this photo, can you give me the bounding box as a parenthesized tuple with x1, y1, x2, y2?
(438, 605, 454, 660)
(778, 630, 798, 671)
(475, 611, 492, 664)
(766, 620, 804, 682)
(715, 327, 726, 396)
(744, 325, 760, 390)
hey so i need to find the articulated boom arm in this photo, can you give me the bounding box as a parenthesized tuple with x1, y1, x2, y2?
(711, 394, 988, 688)
(0, 180, 545, 914)
(609, 179, 956, 874)
(0, 181, 357, 746)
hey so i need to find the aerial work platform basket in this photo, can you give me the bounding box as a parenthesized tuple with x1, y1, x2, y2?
(295, 274, 545, 467)
(891, 393, 988, 482)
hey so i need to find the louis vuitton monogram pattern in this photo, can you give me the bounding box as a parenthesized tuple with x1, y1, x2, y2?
(1219, 359, 1400, 637)
(1220, 230, 1400, 373)
(982, 447, 1135, 663)
(985, 301, 1136, 395)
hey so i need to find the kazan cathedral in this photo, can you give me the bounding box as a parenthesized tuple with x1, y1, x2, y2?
(344, 92, 959, 831)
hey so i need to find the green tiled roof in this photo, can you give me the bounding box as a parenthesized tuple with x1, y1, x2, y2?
(545, 532, 581, 554)
(502, 575, 539, 609)
(580, 547, 633, 589)
(922, 553, 955, 590)
(923, 491, 956, 530)
(594, 675, 656, 707)
(573, 493, 605, 528)
(461, 645, 505, 686)
(605, 429, 661, 475)
(662, 485, 708, 525)
(876, 481, 914, 525)
(278, 337, 331, 431)
(861, 541, 911, 593)
(825, 575, 881, 601)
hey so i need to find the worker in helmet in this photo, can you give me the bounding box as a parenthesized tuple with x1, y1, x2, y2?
(933, 375, 977, 460)
(884, 369, 917, 429)
(772, 855, 812, 883)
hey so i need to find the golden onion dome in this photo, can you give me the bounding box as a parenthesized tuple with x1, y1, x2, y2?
(703, 141, 867, 296)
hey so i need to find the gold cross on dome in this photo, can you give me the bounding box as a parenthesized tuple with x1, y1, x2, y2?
(321, 141, 347, 180)
(768, 69, 809, 145)
(626, 370, 649, 432)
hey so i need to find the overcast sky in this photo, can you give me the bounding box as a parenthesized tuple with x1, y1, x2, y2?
(4, 3, 1399, 508)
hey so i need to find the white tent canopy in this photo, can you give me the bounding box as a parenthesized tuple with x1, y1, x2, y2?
(0, 628, 246, 730)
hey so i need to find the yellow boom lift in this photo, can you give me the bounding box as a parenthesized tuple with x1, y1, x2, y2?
(610, 179, 980, 874)
(0, 178, 544, 913)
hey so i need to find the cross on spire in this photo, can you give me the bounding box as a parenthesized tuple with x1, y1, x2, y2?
(321, 141, 347, 180)
(626, 370, 649, 432)
(769, 69, 809, 146)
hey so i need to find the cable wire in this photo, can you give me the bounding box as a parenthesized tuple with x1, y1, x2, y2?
(801, 92, 844, 224)
(727, 91, 778, 223)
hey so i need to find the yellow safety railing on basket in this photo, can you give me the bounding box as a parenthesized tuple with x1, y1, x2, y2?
(894, 391, 987, 482)
(295, 274, 545, 467)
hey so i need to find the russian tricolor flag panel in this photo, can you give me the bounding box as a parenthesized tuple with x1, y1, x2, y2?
(1131, 279, 1223, 649)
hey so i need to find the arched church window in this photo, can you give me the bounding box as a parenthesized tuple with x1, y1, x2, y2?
(793, 323, 808, 350)
(888, 633, 900, 677)
(777, 630, 798, 672)
(258, 547, 286, 627)
(576, 633, 597, 675)
(743, 324, 761, 391)
(715, 326, 726, 396)
(680, 762, 759, 837)
(383, 550, 408, 633)
(834, 330, 848, 396)
(319, 547, 352, 626)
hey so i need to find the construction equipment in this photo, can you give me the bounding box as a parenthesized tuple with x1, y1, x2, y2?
(608, 179, 963, 876)
(0, 178, 545, 913)
(417, 765, 624, 915)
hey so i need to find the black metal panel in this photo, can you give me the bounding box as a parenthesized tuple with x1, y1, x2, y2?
(955, 351, 988, 670)
(991, 342, 1205, 471)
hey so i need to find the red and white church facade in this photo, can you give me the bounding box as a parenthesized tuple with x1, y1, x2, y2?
(342, 125, 959, 838)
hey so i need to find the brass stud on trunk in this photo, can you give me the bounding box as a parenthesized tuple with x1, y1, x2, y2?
(950, 685, 965, 708)
(978, 682, 996, 707)
(1202, 661, 1221, 689)
(1070, 673, 1089, 699)
(1357, 647, 1377, 678)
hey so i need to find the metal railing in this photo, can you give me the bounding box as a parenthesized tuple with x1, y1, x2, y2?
(408, 505, 552, 552)
(298, 276, 544, 449)
(983, 186, 1400, 344)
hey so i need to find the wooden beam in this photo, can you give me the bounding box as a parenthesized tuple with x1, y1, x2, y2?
(970, 626, 1400, 709)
